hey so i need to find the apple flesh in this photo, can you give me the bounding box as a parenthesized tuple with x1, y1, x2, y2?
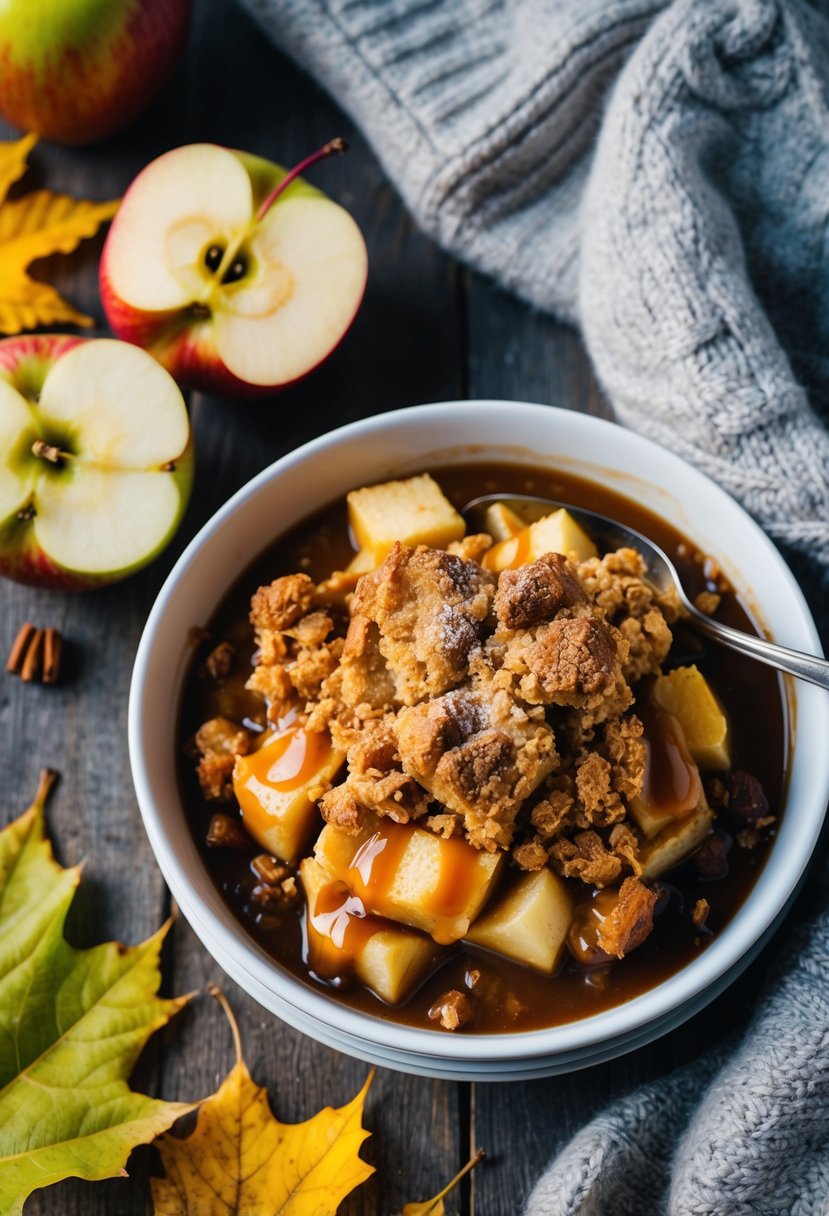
(100, 141, 368, 398)
(0, 335, 193, 589)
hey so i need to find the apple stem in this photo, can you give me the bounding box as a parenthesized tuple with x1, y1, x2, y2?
(32, 439, 71, 465)
(255, 137, 348, 221)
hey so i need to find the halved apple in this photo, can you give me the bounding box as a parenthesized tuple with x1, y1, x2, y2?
(0, 335, 192, 589)
(100, 140, 368, 397)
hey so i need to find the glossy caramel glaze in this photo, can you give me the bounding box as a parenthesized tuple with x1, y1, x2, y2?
(178, 462, 788, 1034)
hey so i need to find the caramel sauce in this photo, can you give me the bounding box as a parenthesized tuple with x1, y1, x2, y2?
(308, 880, 378, 980)
(483, 526, 531, 572)
(239, 724, 331, 795)
(432, 834, 483, 919)
(639, 703, 702, 819)
(349, 825, 411, 903)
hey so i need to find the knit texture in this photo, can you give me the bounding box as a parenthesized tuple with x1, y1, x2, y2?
(237, 0, 829, 1211)
(241, 0, 829, 572)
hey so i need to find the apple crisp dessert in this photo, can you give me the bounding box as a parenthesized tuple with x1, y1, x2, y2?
(180, 465, 785, 1033)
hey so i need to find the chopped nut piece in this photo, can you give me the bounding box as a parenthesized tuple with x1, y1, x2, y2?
(692, 897, 710, 928)
(691, 832, 731, 880)
(595, 877, 658, 959)
(251, 854, 289, 885)
(428, 989, 474, 1031)
(694, 590, 721, 616)
(206, 813, 251, 850)
(204, 640, 235, 680)
(727, 770, 770, 824)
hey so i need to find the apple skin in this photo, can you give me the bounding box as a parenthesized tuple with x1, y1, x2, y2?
(0, 334, 194, 591)
(99, 147, 368, 399)
(0, 0, 190, 146)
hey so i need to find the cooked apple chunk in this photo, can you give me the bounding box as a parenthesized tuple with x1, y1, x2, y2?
(300, 858, 436, 1004)
(314, 818, 504, 944)
(653, 665, 731, 770)
(485, 507, 598, 572)
(629, 709, 702, 839)
(638, 792, 714, 879)
(483, 501, 525, 541)
(465, 867, 574, 973)
(233, 726, 345, 862)
(347, 473, 465, 560)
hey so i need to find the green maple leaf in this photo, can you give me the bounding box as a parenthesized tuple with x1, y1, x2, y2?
(0, 771, 193, 1215)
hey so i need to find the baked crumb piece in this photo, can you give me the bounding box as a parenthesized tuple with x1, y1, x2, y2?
(513, 837, 549, 870)
(346, 543, 495, 705)
(550, 830, 622, 887)
(428, 989, 474, 1031)
(204, 640, 235, 681)
(447, 533, 493, 563)
(251, 573, 316, 631)
(396, 677, 556, 849)
(499, 616, 631, 720)
(692, 897, 710, 928)
(194, 717, 254, 801)
(577, 548, 677, 680)
(494, 553, 587, 631)
(595, 877, 658, 958)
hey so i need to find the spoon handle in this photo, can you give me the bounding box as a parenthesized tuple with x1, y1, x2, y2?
(688, 609, 829, 691)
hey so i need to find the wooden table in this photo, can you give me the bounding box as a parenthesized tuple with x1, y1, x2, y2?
(3, 2, 827, 1212)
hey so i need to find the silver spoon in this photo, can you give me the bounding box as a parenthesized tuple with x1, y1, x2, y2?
(463, 493, 829, 691)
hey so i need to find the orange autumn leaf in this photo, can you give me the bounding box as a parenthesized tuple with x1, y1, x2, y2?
(151, 986, 374, 1216)
(398, 1149, 486, 1216)
(0, 133, 119, 333)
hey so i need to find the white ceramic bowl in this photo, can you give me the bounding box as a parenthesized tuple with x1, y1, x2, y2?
(129, 401, 829, 1081)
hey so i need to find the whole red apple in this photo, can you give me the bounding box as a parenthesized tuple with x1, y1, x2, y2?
(100, 140, 368, 398)
(0, 0, 190, 146)
(0, 334, 193, 589)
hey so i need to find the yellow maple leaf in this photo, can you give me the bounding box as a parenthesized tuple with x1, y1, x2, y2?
(0, 133, 119, 333)
(399, 1150, 486, 1216)
(151, 985, 375, 1216)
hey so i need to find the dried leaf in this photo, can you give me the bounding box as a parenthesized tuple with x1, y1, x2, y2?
(0, 134, 119, 333)
(0, 770, 193, 1216)
(152, 986, 374, 1216)
(399, 1150, 486, 1216)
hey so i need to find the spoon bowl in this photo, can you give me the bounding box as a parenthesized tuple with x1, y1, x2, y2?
(463, 493, 829, 691)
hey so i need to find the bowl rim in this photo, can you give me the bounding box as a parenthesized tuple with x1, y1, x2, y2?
(129, 399, 829, 1064)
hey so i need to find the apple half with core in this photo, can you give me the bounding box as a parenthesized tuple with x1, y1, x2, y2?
(0, 335, 193, 589)
(100, 139, 368, 397)
(0, 0, 191, 146)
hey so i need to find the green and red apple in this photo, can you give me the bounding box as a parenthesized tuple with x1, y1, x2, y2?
(0, 335, 193, 589)
(100, 140, 368, 397)
(0, 0, 190, 145)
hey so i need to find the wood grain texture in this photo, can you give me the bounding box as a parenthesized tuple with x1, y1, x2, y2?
(1, 0, 462, 1213)
(3, 0, 827, 1213)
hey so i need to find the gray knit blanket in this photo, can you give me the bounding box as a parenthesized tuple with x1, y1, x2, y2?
(239, 0, 829, 1211)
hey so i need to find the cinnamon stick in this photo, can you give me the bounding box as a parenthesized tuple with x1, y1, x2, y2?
(42, 628, 62, 685)
(6, 622, 35, 674)
(20, 629, 44, 683)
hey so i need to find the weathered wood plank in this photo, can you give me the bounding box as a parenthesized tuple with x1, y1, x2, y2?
(1, 0, 464, 1211)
